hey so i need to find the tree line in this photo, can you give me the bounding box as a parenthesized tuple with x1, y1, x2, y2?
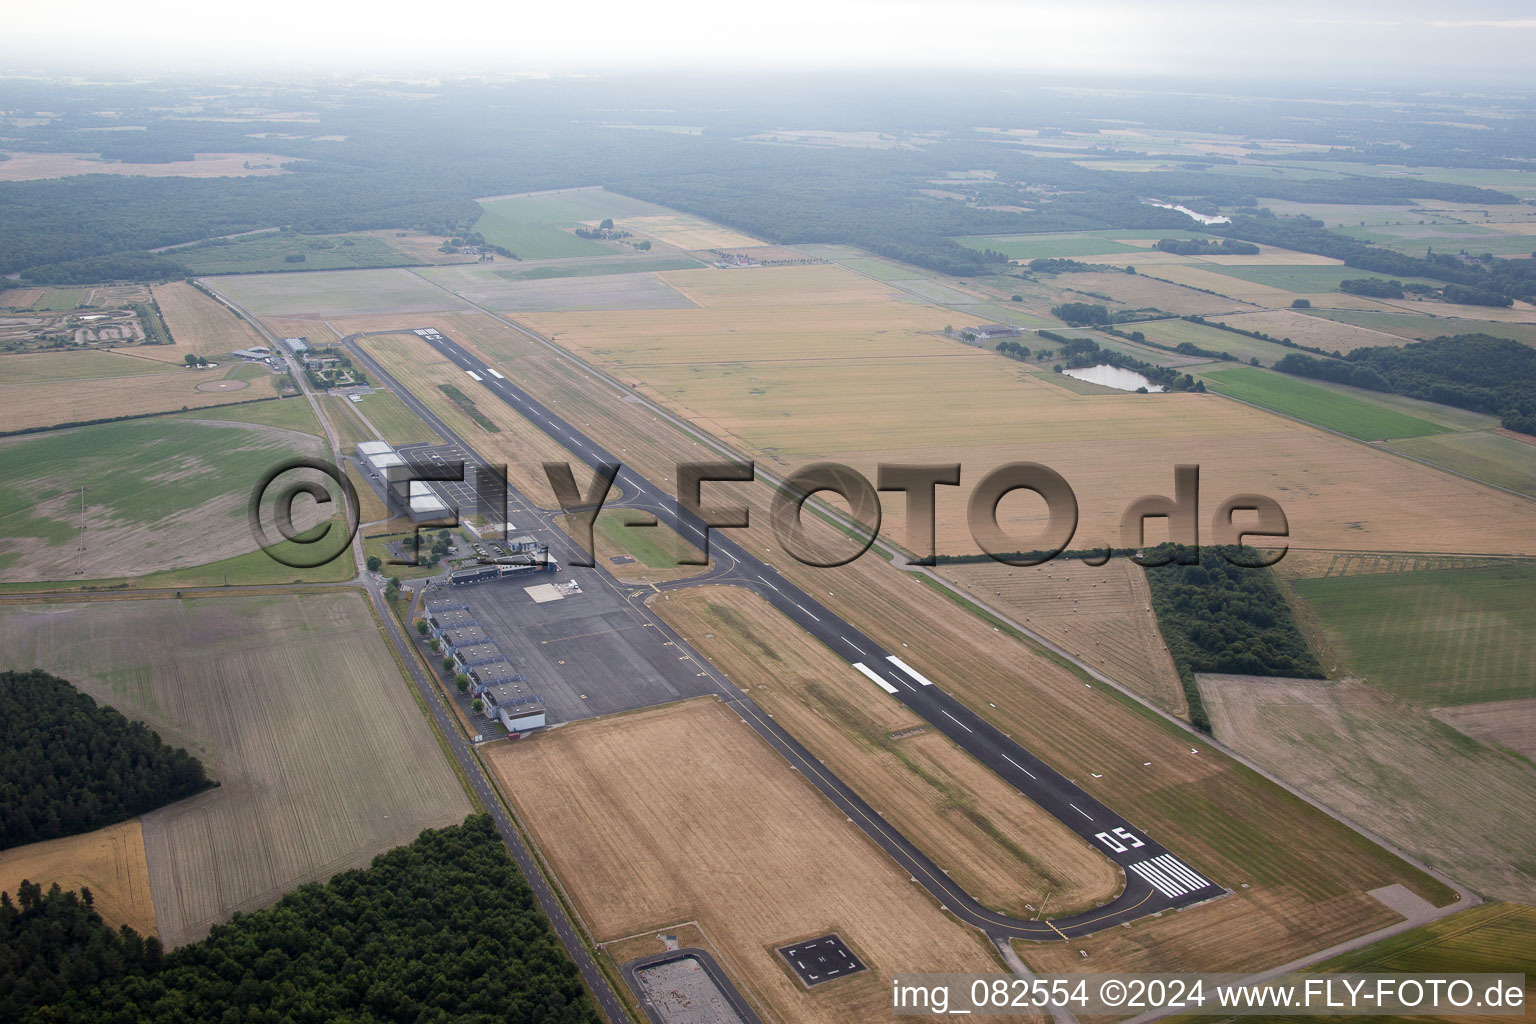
(4, 815, 599, 1024)
(0, 670, 214, 851)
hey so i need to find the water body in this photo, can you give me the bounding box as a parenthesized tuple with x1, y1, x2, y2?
(1145, 200, 1231, 225)
(1063, 364, 1165, 392)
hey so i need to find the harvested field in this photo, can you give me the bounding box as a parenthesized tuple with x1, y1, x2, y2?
(651, 585, 1121, 917)
(207, 268, 465, 318)
(0, 287, 44, 307)
(0, 593, 469, 945)
(0, 820, 157, 936)
(1432, 698, 1536, 760)
(1201, 673, 1536, 904)
(0, 349, 169, 383)
(0, 151, 295, 180)
(0, 365, 277, 435)
(1042, 270, 1255, 316)
(419, 264, 697, 312)
(1213, 308, 1420, 353)
(1291, 565, 1536, 705)
(616, 213, 762, 249)
(484, 697, 1005, 1024)
(1305, 309, 1536, 346)
(937, 558, 1186, 716)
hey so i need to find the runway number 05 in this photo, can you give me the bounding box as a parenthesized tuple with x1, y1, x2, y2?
(1095, 827, 1146, 853)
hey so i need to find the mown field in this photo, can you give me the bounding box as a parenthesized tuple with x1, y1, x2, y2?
(147, 280, 271, 363)
(485, 697, 1005, 1024)
(175, 231, 424, 274)
(1128, 317, 1303, 365)
(1292, 565, 1536, 706)
(349, 389, 436, 445)
(0, 592, 470, 946)
(652, 585, 1121, 918)
(1204, 367, 1450, 441)
(208, 268, 463, 318)
(0, 415, 326, 582)
(0, 820, 157, 936)
(551, 507, 706, 584)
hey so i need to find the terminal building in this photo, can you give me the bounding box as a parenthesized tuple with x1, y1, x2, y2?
(354, 440, 452, 523)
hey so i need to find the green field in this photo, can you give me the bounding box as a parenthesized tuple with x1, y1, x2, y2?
(35, 288, 86, 311)
(1387, 431, 1536, 497)
(1336, 223, 1536, 257)
(472, 189, 673, 260)
(177, 231, 425, 275)
(493, 256, 701, 281)
(591, 508, 702, 568)
(954, 229, 1210, 261)
(837, 256, 931, 281)
(1307, 309, 1536, 347)
(352, 389, 437, 445)
(180, 395, 323, 435)
(1293, 565, 1536, 705)
(1131, 318, 1303, 366)
(1205, 367, 1449, 440)
(1201, 263, 1440, 294)
(208, 268, 457, 317)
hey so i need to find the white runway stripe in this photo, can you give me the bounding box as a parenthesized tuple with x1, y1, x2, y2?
(1129, 861, 1184, 898)
(485, 367, 505, 379)
(1154, 854, 1209, 890)
(886, 655, 936, 686)
(852, 662, 899, 694)
(465, 370, 483, 381)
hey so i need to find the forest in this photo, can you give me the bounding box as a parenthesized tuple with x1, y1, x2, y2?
(1142, 545, 1323, 730)
(3, 816, 599, 1024)
(0, 670, 214, 851)
(1274, 334, 1536, 433)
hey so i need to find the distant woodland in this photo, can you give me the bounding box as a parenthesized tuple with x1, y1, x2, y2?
(0, 670, 213, 851)
(1275, 334, 1536, 434)
(5, 816, 597, 1024)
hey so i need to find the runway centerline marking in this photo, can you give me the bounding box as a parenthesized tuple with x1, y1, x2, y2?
(940, 709, 973, 732)
(1069, 803, 1093, 821)
(1001, 754, 1037, 780)
(841, 636, 867, 656)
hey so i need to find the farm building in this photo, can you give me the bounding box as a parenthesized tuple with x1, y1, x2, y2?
(961, 324, 1021, 340)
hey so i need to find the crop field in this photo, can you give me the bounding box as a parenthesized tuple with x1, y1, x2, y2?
(0, 349, 171, 383)
(206, 268, 464, 318)
(1433, 698, 1536, 761)
(1336, 221, 1536, 256)
(472, 188, 679, 259)
(519, 263, 1536, 559)
(1387, 431, 1536, 496)
(1128, 317, 1302, 365)
(1213, 308, 1417, 354)
(418, 264, 696, 312)
(1201, 674, 1536, 904)
(954, 230, 1208, 261)
(1034, 270, 1250, 316)
(1204, 367, 1450, 441)
(1291, 565, 1536, 706)
(1307, 309, 1536, 347)
(1140, 264, 1408, 309)
(492, 255, 704, 281)
(175, 231, 424, 275)
(349, 389, 437, 445)
(0, 592, 470, 946)
(0, 416, 325, 582)
(616, 212, 762, 249)
(652, 585, 1121, 917)
(0, 820, 157, 936)
(349, 327, 582, 507)
(937, 557, 1187, 716)
(484, 697, 1004, 1024)
(146, 281, 274, 363)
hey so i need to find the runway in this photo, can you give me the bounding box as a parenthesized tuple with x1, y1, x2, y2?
(348, 325, 1225, 941)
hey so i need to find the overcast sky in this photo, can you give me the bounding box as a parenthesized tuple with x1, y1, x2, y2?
(3, 0, 1535, 85)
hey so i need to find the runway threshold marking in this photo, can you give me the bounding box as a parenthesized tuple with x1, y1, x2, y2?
(466, 370, 483, 381)
(852, 662, 899, 694)
(886, 654, 935, 686)
(485, 367, 505, 379)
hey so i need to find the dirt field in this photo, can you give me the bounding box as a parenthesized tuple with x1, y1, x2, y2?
(0, 820, 158, 936)
(938, 558, 1186, 716)
(1432, 698, 1536, 760)
(484, 697, 1005, 1024)
(650, 585, 1121, 917)
(142, 281, 270, 363)
(0, 151, 296, 181)
(1202, 673, 1536, 903)
(0, 592, 470, 945)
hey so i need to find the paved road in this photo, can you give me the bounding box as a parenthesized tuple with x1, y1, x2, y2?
(360, 326, 1225, 940)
